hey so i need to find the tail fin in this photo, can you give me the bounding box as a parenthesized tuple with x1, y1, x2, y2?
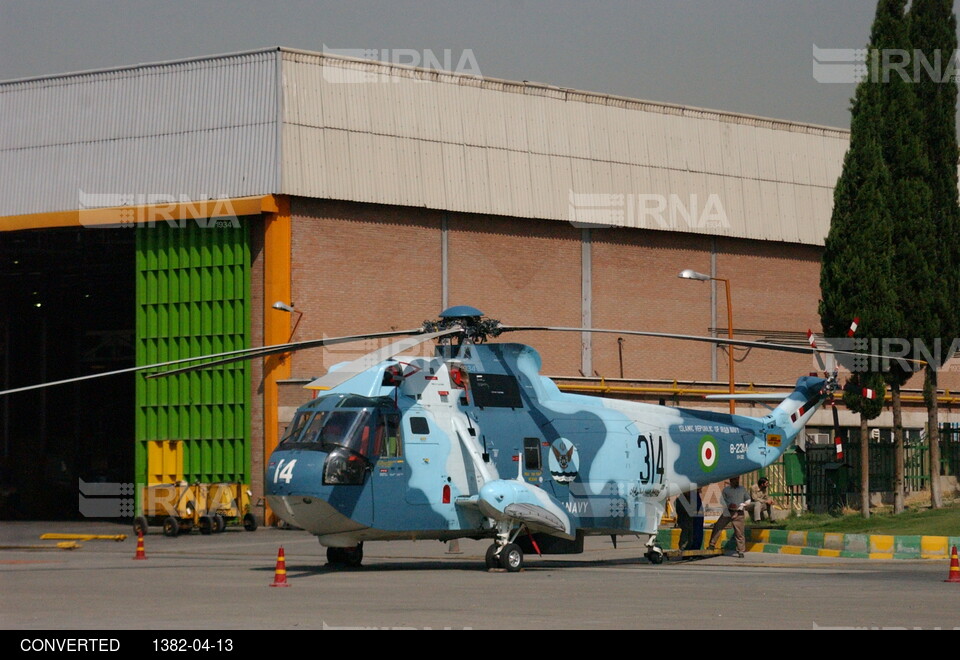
(772, 376, 829, 433)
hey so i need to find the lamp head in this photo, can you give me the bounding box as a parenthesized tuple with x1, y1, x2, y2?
(272, 301, 295, 313)
(678, 269, 711, 281)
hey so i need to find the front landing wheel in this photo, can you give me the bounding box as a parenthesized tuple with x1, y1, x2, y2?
(499, 543, 523, 572)
(485, 544, 500, 569)
(326, 543, 364, 567)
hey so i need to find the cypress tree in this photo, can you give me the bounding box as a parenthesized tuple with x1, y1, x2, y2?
(908, 0, 959, 510)
(873, 0, 933, 515)
(820, 0, 904, 518)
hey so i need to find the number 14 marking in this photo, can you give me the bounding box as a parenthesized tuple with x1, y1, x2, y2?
(274, 459, 297, 484)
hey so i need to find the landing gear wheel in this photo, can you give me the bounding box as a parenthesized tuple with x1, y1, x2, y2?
(499, 543, 523, 572)
(327, 544, 364, 567)
(198, 515, 213, 535)
(485, 544, 499, 570)
(163, 516, 180, 537)
(242, 513, 258, 532)
(326, 547, 343, 564)
(133, 516, 149, 536)
(213, 514, 225, 533)
(645, 546, 664, 564)
(343, 543, 363, 567)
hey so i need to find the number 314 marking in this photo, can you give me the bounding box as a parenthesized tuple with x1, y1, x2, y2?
(637, 435, 664, 485)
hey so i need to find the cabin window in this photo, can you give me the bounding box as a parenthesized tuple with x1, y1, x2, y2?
(409, 416, 430, 435)
(467, 373, 523, 409)
(523, 437, 541, 470)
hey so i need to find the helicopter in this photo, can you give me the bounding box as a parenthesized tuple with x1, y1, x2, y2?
(213, 306, 891, 572)
(0, 305, 903, 571)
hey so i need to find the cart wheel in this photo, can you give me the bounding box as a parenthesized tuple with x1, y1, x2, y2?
(133, 516, 149, 536)
(163, 516, 180, 537)
(213, 514, 225, 533)
(243, 513, 258, 532)
(199, 515, 213, 535)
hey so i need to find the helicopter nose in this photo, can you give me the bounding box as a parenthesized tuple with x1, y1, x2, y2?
(266, 450, 326, 497)
(265, 449, 371, 536)
(267, 493, 367, 537)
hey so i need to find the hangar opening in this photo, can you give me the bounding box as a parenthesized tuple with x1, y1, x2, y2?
(0, 228, 135, 519)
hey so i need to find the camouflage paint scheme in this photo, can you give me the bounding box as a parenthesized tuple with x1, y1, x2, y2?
(265, 339, 827, 556)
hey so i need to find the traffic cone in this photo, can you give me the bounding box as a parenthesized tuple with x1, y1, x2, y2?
(270, 547, 290, 587)
(946, 546, 960, 584)
(133, 531, 146, 560)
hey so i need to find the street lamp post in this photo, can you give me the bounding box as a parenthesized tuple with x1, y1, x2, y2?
(678, 269, 735, 414)
(272, 301, 304, 344)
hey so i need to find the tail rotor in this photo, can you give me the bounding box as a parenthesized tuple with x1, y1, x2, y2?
(807, 329, 839, 396)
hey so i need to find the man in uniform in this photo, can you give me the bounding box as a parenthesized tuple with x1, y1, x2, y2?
(749, 477, 776, 522)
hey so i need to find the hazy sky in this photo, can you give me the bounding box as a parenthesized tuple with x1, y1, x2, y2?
(1, 0, 957, 130)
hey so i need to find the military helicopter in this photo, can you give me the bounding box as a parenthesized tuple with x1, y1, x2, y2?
(161, 305, 899, 572)
(0, 305, 899, 571)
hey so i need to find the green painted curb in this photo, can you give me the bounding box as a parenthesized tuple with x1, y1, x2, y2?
(661, 526, 957, 560)
(895, 536, 922, 555)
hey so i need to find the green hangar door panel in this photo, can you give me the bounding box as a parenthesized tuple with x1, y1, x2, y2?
(134, 221, 253, 499)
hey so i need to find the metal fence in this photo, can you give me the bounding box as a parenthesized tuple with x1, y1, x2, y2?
(747, 428, 956, 514)
(938, 425, 960, 477)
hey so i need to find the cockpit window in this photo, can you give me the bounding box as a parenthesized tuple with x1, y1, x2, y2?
(312, 410, 373, 453)
(280, 412, 309, 444)
(279, 395, 403, 461)
(298, 411, 328, 444)
(381, 414, 401, 457)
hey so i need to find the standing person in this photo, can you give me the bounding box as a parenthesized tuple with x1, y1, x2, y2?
(707, 476, 750, 557)
(676, 488, 704, 551)
(749, 477, 776, 522)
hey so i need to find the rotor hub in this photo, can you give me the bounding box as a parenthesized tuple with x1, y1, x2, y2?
(424, 306, 503, 343)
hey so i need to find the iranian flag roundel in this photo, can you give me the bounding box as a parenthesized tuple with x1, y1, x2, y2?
(699, 435, 719, 472)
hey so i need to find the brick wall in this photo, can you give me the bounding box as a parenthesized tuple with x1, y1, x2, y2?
(270, 197, 960, 415)
(447, 213, 582, 375)
(289, 198, 444, 381)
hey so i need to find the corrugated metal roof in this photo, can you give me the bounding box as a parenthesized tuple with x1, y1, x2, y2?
(277, 49, 850, 245)
(2, 46, 857, 245)
(0, 49, 280, 217)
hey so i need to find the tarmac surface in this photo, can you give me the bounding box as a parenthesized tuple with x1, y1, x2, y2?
(2, 520, 959, 634)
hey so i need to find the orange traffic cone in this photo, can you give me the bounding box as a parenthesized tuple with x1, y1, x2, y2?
(270, 547, 290, 587)
(133, 531, 146, 560)
(946, 546, 960, 584)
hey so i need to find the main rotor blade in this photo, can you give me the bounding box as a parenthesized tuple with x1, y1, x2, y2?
(497, 325, 926, 365)
(0, 328, 424, 396)
(704, 393, 788, 401)
(142, 328, 426, 379)
(306, 328, 462, 391)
